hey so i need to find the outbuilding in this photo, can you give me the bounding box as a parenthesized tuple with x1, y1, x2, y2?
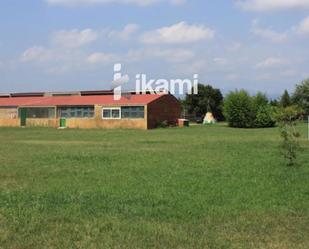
(0, 90, 181, 129)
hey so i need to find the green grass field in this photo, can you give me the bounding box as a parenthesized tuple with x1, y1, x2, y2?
(0, 124, 308, 249)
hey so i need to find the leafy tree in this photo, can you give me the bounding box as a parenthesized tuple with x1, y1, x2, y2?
(270, 99, 279, 107)
(292, 79, 309, 115)
(253, 92, 269, 107)
(184, 84, 224, 120)
(224, 90, 275, 128)
(280, 90, 291, 108)
(255, 105, 276, 128)
(252, 92, 269, 114)
(275, 106, 303, 166)
(223, 90, 255, 128)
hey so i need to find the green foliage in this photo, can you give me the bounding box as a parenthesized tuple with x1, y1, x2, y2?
(255, 105, 276, 128)
(223, 90, 254, 128)
(253, 92, 269, 108)
(270, 99, 279, 107)
(275, 106, 303, 166)
(224, 90, 275, 128)
(275, 105, 304, 123)
(184, 84, 224, 120)
(292, 79, 309, 115)
(280, 90, 291, 108)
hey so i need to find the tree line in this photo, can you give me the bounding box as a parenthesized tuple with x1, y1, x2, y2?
(182, 79, 309, 128)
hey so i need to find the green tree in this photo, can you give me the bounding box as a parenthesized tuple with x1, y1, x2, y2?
(252, 92, 268, 113)
(292, 79, 309, 115)
(224, 90, 275, 128)
(255, 105, 276, 128)
(223, 90, 255, 128)
(184, 84, 224, 120)
(280, 90, 291, 108)
(253, 92, 269, 107)
(275, 106, 303, 166)
(270, 99, 279, 107)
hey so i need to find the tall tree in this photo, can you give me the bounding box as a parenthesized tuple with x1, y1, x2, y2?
(252, 92, 269, 111)
(184, 84, 224, 120)
(292, 79, 309, 115)
(270, 99, 279, 107)
(280, 90, 291, 108)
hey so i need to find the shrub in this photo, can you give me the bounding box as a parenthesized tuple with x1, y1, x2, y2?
(275, 106, 303, 166)
(252, 92, 269, 109)
(255, 105, 276, 128)
(224, 90, 276, 128)
(223, 90, 254, 128)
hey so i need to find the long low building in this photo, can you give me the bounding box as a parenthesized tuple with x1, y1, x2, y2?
(0, 91, 181, 129)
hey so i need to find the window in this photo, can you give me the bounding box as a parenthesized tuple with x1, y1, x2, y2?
(18, 107, 56, 119)
(102, 106, 144, 119)
(102, 108, 121, 119)
(121, 106, 144, 119)
(58, 106, 94, 118)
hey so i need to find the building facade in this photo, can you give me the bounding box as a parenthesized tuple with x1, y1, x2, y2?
(0, 91, 181, 129)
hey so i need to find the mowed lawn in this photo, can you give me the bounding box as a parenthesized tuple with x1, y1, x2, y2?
(0, 124, 308, 249)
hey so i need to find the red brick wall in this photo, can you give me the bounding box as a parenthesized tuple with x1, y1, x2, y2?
(147, 94, 181, 129)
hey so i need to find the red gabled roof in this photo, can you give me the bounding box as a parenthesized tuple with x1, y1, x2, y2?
(0, 94, 164, 107)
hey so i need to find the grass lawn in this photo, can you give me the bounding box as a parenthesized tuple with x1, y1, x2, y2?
(0, 123, 308, 249)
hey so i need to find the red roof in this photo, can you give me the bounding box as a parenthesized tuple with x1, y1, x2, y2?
(0, 94, 164, 107)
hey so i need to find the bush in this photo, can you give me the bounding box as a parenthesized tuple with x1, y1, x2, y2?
(255, 106, 276, 128)
(224, 90, 275, 128)
(275, 106, 303, 166)
(223, 90, 254, 128)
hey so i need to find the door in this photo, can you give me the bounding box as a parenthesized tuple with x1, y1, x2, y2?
(60, 118, 66, 128)
(20, 108, 27, 126)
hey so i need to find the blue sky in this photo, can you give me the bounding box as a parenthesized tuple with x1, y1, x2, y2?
(1, 0, 309, 97)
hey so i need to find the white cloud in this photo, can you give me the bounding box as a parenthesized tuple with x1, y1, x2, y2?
(87, 47, 195, 66)
(296, 16, 309, 35)
(169, 0, 186, 5)
(236, 0, 309, 12)
(21, 29, 98, 63)
(52, 29, 98, 48)
(86, 52, 119, 64)
(20, 46, 88, 74)
(140, 22, 215, 44)
(126, 47, 195, 63)
(251, 20, 288, 43)
(21, 46, 55, 62)
(170, 59, 207, 75)
(45, 0, 185, 7)
(108, 24, 139, 41)
(150, 48, 195, 62)
(255, 57, 286, 69)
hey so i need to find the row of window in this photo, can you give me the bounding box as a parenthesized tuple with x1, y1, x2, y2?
(102, 107, 145, 119)
(18, 106, 145, 119)
(59, 106, 94, 118)
(18, 108, 56, 119)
